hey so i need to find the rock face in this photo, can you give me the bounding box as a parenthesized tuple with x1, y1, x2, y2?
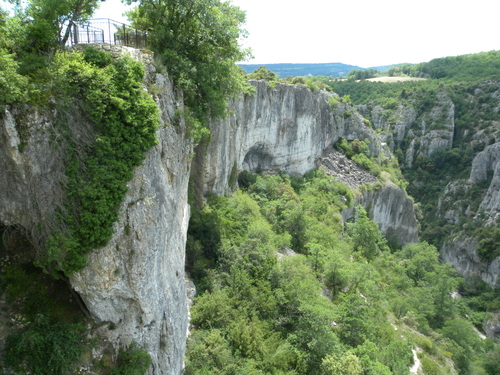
(194, 81, 418, 244)
(470, 143, 500, 226)
(0, 63, 192, 374)
(319, 150, 418, 245)
(0, 108, 65, 234)
(342, 183, 419, 245)
(483, 312, 500, 342)
(437, 142, 500, 287)
(194, 81, 377, 196)
(441, 237, 500, 288)
(358, 92, 455, 168)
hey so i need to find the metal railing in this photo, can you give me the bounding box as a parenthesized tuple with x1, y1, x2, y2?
(67, 18, 148, 49)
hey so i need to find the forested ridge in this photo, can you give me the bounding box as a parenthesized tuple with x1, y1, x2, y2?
(1, 0, 500, 374)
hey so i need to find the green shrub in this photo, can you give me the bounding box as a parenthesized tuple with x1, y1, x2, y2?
(420, 355, 442, 375)
(476, 227, 500, 262)
(39, 51, 159, 275)
(111, 343, 152, 375)
(291, 76, 306, 85)
(0, 48, 29, 105)
(4, 316, 85, 375)
(82, 46, 114, 67)
(248, 66, 278, 81)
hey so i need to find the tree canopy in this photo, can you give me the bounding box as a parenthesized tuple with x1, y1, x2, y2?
(126, 0, 252, 120)
(5, 0, 99, 54)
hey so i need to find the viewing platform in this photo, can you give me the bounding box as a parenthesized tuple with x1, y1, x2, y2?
(67, 18, 148, 49)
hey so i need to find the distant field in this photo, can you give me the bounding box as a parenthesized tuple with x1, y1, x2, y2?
(365, 76, 427, 82)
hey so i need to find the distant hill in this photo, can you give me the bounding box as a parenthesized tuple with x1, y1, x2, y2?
(412, 50, 500, 80)
(369, 64, 410, 73)
(239, 63, 366, 78)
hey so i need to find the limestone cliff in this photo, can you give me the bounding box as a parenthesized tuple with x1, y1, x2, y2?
(441, 236, 500, 288)
(357, 91, 455, 168)
(69, 69, 193, 374)
(319, 150, 418, 245)
(194, 81, 378, 196)
(438, 142, 500, 288)
(341, 183, 419, 245)
(193, 80, 418, 243)
(0, 50, 192, 375)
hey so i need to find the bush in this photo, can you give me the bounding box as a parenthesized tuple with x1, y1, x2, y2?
(0, 48, 29, 105)
(248, 66, 279, 81)
(477, 227, 500, 262)
(111, 343, 152, 375)
(4, 316, 85, 375)
(83, 46, 114, 67)
(420, 355, 442, 375)
(39, 51, 160, 275)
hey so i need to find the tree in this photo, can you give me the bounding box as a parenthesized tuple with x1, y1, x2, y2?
(247, 66, 278, 81)
(322, 352, 363, 375)
(397, 242, 440, 284)
(126, 0, 252, 119)
(10, 0, 100, 53)
(347, 206, 389, 260)
(441, 318, 484, 373)
(0, 8, 29, 104)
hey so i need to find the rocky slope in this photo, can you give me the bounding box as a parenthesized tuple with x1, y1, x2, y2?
(358, 90, 455, 165)
(358, 84, 500, 288)
(439, 142, 500, 287)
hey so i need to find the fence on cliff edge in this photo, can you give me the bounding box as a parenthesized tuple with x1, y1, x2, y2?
(67, 18, 148, 49)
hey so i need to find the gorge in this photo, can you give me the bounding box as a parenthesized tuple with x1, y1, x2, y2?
(1, 46, 499, 374)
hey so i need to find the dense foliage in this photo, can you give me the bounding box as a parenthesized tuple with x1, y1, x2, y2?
(315, 52, 500, 260)
(412, 51, 500, 81)
(0, 228, 87, 375)
(0, 8, 29, 106)
(126, 0, 252, 121)
(186, 171, 499, 374)
(41, 48, 159, 275)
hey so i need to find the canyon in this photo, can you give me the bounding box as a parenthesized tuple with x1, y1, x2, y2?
(1, 48, 498, 373)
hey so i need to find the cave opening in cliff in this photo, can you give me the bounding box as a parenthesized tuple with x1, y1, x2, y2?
(0, 224, 90, 322)
(243, 143, 274, 172)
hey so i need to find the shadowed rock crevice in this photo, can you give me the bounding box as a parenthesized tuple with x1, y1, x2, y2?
(242, 143, 274, 172)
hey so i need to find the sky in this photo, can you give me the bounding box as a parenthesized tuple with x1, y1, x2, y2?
(14, 0, 500, 68)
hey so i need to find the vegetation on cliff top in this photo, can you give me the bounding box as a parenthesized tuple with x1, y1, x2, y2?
(42, 48, 159, 275)
(126, 0, 252, 121)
